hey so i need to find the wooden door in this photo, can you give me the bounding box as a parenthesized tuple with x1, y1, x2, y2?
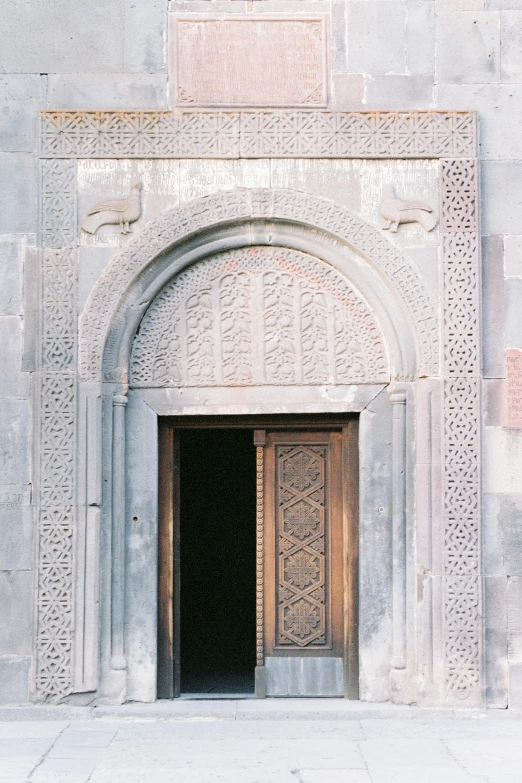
(255, 427, 358, 698)
(157, 418, 358, 700)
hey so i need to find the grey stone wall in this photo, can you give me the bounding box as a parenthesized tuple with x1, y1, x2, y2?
(0, 0, 521, 705)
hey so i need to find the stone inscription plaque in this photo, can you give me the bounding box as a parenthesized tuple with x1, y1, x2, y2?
(170, 16, 327, 107)
(506, 349, 522, 428)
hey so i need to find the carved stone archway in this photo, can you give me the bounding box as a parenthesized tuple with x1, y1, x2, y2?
(35, 112, 482, 709)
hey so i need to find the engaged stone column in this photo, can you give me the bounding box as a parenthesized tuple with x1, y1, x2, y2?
(111, 393, 128, 673)
(390, 386, 407, 672)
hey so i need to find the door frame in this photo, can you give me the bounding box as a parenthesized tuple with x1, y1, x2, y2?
(156, 414, 359, 699)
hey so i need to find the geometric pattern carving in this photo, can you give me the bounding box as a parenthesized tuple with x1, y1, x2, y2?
(440, 159, 478, 233)
(40, 111, 476, 159)
(276, 445, 328, 647)
(41, 160, 77, 247)
(36, 160, 78, 701)
(130, 247, 389, 387)
(35, 113, 481, 704)
(443, 233, 480, 376)
(41, 249, 77, 370)
(441, 158, 481, 703)
(80, 189, 439, 381)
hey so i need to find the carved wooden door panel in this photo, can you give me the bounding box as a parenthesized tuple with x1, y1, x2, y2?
(256, 429, 358, 698)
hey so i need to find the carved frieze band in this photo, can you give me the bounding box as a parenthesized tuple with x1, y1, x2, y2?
(80, 189, 438, 381)
(36, 160, 78, 701)
(440, 158, 482, 703)
(40, 111, 476, 159)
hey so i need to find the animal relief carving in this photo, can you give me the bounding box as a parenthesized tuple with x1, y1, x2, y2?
(379, 184, 437, 233)
(82, 181, 142, 235)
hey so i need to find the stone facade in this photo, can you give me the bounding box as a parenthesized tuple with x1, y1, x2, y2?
(0, 1, 520, 710)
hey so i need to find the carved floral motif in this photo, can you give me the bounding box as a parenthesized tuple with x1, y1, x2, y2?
(130, 246, 389, 387)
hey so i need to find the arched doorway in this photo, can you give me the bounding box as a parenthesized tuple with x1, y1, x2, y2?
(75, 189, 433, 705)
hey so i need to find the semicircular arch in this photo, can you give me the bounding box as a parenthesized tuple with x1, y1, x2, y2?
(78, 188, 439, 382)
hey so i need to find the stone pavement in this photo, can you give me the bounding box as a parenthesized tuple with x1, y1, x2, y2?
(0, 700, 521, 783)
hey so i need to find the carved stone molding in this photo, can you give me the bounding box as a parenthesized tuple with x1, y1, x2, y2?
(36, 247, 77, 701)
(440, 158, 482, 704)
(129, 246, 389, 388)
(35, 110, 482, 706)
(79, 188, 439, 382)
(40, 111, 476, 159)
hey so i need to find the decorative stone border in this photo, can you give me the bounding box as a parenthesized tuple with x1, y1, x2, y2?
(36, 110, 482, 706)
(40, 110, 476, 159)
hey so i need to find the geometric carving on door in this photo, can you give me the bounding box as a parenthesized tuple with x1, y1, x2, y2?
(277, 445, 328, 648)
(130, 246, 389, 387)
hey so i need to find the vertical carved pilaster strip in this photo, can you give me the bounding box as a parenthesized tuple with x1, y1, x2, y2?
(440, 158, 482, 705)
(36, 158, 77, 702)
(254, 429, 266, 698)
(111, 394, 128, 674)
(390, 386, 407, 672)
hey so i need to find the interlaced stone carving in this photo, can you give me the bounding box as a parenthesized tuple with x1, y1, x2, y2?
(80, 189, 438, 381)
(40, 111, 476, 159)
(42, 249, 77, 370)
(441, 158, 481, 703)
(36, 174, 78, 699)
(440, 159, 478, 232)
(277, 445, 327, 647)
(130, 247, 389, 387)
(41, 160, 77, 247)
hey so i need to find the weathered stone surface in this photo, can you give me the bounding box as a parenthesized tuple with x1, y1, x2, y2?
(47, 74, 168, 111)
(179, 159, 270, 205)
(508, 576, 522, 662)
(0, 571, 33, 655)
(437, 0, 484, 10)
(0, 485, 33, 571)
(347, 3, 406, 75)
(436, 12, 500, 84)
(170, 16, 327, 107)
(331, 75, 364, 110)
(270, 159, 361, 212)
(0, 237, 23, 316)
(364, 75, 435, 111)
(124, 0, 166, 74)
(504, 278, 522, 349)
(0, 317, 30, 399)
(483, 493, 522, 577)
(483, 427, 522, 494)
(21, 244, 38, 373)
(482, 234, 505, 378)
(436, 84, 522, 160)
(0, 0, 124, 73)
(406, 4, 435, 74)
(509, 663, 522, 707)
(0, 399, 30, 485)
(0, 75, 44, 152)
(504, 235, 522, 277)
(0, 155, 37, 234)
(0, 656, 30, 704)
(331, 0, 348, 75)
(484, 378, 505, 427)
(406, 248, 439, 308)
(481, 162, 522, 234)
(78, 248, 115, 312)
(501, 11, 522, 80)
(485, 576, 508, 707)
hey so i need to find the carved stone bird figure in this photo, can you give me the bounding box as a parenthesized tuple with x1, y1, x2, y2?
(82, 181, 142, 235)
(379, 184, 437, 233)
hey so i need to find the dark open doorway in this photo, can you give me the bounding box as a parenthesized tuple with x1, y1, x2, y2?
(179, 428, 256, 695)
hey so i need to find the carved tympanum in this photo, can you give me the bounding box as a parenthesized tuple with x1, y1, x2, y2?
(379, 184, 437, 233)
(130, 246, 389, 387)
(82, 181, 142, 235)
